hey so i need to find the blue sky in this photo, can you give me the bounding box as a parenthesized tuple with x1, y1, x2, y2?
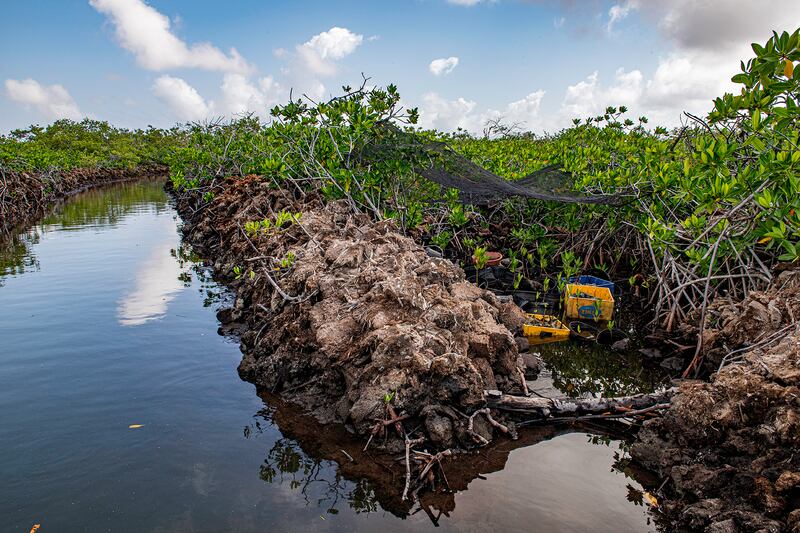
(2, 0, 799, 133)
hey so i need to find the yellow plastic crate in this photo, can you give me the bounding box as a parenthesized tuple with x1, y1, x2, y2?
(523, 313, 570, 340)
(563, 283, 614, 321)
(528, 335, 568, 346)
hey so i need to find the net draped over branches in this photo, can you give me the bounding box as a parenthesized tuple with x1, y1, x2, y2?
(371, 127, 627, 206)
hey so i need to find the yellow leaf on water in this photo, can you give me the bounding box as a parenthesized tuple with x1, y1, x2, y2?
(128, 424, 144, 429)
(785, 59, 794, 78)
(643, 491, 659, 507)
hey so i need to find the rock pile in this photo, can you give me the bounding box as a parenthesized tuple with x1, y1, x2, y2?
(176, 176, 529, 451)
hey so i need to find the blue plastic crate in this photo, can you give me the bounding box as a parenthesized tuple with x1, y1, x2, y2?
(567, 275, 615, 292)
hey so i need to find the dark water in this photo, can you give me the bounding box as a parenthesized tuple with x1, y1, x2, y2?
(0, 179, 660, 532)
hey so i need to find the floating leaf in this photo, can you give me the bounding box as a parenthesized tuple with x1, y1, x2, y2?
(30, 525, 41, 533)
(128, 424, 144, 429)
(643, 491, 659, 507)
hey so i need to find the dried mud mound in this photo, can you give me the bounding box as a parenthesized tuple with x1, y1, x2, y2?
(633, 270, 800, 532)
(175, 176, 527, 451)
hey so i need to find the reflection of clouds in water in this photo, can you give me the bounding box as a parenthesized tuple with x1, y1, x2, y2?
(191, 462, 213, 497)
(448, 433, 649, 533)
(117, 238, 184, 326)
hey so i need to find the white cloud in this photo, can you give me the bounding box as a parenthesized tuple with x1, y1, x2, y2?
(297, 27, 363, 76)
(220, 73, 283, 117)
(646, 53, 725, 110)
(415, 0, 800, 134)
(418, 90, 546, 133)
(429, 57, 460, 76)
(152, 74, 286, 123)
(447, 0, 490, 5)
(556, 58, 735, 128)
(592, 0, 800, 126)
(561, 69, 642, 118)
(503, 90, 546, 126)
(646, 0, 799, 51)
(89, 0, 251, 73)
(418, 93, 478, 131)
(4, 78, 83, 120)
(606, 1, 638, 33)
(419, 0, 800, 133)
(642, 0, 800, 118)
(268, 27, 365, 104)
(152, 75, 212, 121)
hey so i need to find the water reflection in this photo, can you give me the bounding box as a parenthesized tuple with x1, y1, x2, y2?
(225, 249, 669, 528)
(247, 393, 659, 530)
(259, 439, 381, 515)
(173, 242, 226, 308)
(533, 340, 669, 398)
(39, 178, 170, 230)
(245, 400, 385, 518)
(0, 231, 40, 286)
(0, 178, 170, 287)
(117, 219, 185, 326)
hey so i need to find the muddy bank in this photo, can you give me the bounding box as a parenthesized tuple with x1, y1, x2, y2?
(0, 165, 166, 234)
(173, 176, 531, 455)
(632, 268, 800, 532)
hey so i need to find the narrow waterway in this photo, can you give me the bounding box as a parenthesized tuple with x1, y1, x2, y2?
(0, 179, 659, 532)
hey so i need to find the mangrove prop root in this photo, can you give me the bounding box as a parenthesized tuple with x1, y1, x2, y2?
(516, 366, 530, 396)
(363, 405, 409, 452)
(467, 407, 512, 446)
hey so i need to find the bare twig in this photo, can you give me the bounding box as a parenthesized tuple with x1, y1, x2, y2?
(402, 435, 426, 501)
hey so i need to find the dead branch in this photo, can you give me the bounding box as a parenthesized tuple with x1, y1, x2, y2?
(402, 435, 426, 501)
(487, 388, 676, 418)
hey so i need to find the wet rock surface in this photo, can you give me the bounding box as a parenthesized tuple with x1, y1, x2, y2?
(632, 269, 800, 532)
(173, 176, 529, 452)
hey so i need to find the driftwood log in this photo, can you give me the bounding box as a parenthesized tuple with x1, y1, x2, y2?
(485, 388, 676, 418)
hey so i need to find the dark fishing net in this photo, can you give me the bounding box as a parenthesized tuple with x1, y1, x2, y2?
(367, 126, 628, 206)
(417, 139, 626, 205)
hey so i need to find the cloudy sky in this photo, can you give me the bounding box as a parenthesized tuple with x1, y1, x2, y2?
(2, 0, 799, 134)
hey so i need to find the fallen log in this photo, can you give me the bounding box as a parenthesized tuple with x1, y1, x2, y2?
(517, 403, 671, 427)
(485, 388, 676, 418)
